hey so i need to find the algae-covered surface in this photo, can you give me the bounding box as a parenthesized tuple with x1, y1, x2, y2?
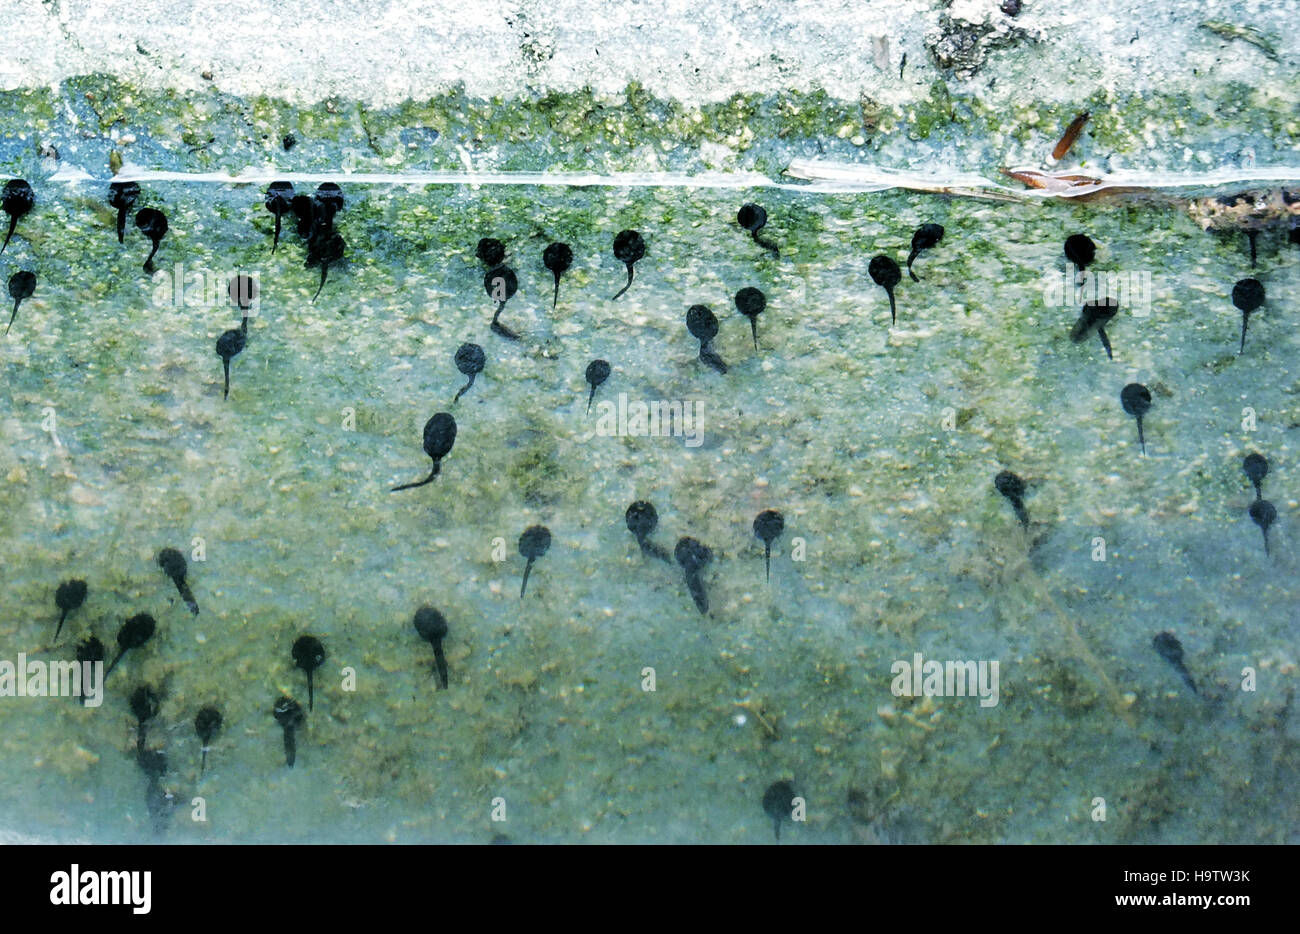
(2, 165, 1298, 843)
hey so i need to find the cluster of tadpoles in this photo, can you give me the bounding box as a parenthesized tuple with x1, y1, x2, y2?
(3, 179, 36, 336)
(1242, 452, 1277, 556)
(863, 222, 946, 327)
(105, 178, 169, 273)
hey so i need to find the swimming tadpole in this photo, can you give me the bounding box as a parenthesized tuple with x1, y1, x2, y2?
(413, 606, 450, 690)
(1119, 383, 1152, 456)
(53, 578, 88, 641)
(107, 181, 140, 244)
(291, 635, 326, 711)
(752, 510, 785, 582)
(906, 223, 944, 282)
(518, 525, 552, 598)
(542, 242, 573, 309)
(306, 230, 345, 302)
(584, 359, 610, 414)
(734, 287, 766, 351)
(6, 270, 35, 336)
(674, 536, 713, 615)
(1069, 299, 1119, 360)
(1231, 278, 1265, 354)
(391, 412, 457, 492)
(157, 547, 200, 615)
(611, 230, 645, 300)
(686, 305, 728, 374)
(994, 470, 1029, 530)
(264, 181, 294, 253)
(484, 265, 520, 340)
(625, 501, 671, 563)
(737, 203, 779, 258)
(868, 255, 902, 325)
(452, 342, 486, 402)
(1, 179, 33, 254)
(135, 208, 168, 273)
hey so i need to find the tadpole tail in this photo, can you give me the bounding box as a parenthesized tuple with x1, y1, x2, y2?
(1097, 327, 1113, 361)
(1179, 667, 1199, 695)
(199, 747, 208, 777)
(1261, 528, 1271, 557)
(700, 345, 728, 374)
(222, 358, 231, 400)
(1247, 230, 1257, 268)
(490, 318, 520, 341)
(552, 270, 561, 309)
(1013, 502, 1029, 531)
(433, 646, 449, 690)
(1239, 313, 1249, 355)
(312, 265, 328, 303)
(453, 375, 475, 403)
(116, 209, 127, 244)
(5, 301, 16, 335)
(55, 608, 68, 641)
(765, 543, 772, 582)
(306, 671, 315, 711)
(906, 249, 921, 282)
(143, 241, 160, 274)
(1252, 480, 1262, 501)
(647, 541, 673, 563)
(520, 558, 534, 598)
(391, 462, 440, 492)
(752, 231, 780, 258)
(685, 571, 709, 615)
(772, 817, 781, 842)
(611, 263, 634, 300)
(105, 649, 125, 679)
(1136, 416, 1146, 457)
(282, 726, 297, 768)
(272, 214, 282, 254)
(749, 317, 759, 351)
(1, 216, 16, 254)
(136, 723, 147, 754)
(240, 315, 249, 335)
(887, 288, 897, 326)
(587, 384, 597, 414)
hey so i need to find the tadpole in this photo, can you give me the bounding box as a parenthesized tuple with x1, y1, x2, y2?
(54, 578, 88, 640)
(476, 237, 506, 268)
(1242, 452, 1268, 500)
(291, 635, 326, 711)
(264, 181, 294, 252)
(753, 510, 785, 582)
(734, 287, 766, 350)
(312, 182, 345, 232)
(272, 696, 305, 768)
(157, 547, 199, 615)
(1231, 278, 1264, 354)
(485, 265, 519, 339)
(625, 501, 670, 562)
(1120, 383, 1152, 456)
(611, 230, 645, 300)
(107, 613, 156, 679)
(674, 536, 713, 615)
(543, 242, 573, 309)
(6, 270, 34, 335)
(413, 606, 450, 690)
(135, 208, 168, 273)
(584, 359, 610, 413)
(906, 223, 945, 281)
(868, 255, 902, 325)
(453, 342, 486, 402)
(737, 203, 779, 257)
(216, 327, 246, 401)
(518, 525, 552, 598)
(108, 181, 139, 244)
(687, 304, 727, 373)
(1069, 299, 1119, 360)
(194, 706, 222, 777)
(994, 470, 1029, 530)
(1152, 632, 1197, 695)
(130, 685, 160, 752)
(1, 179, 33, 254)
(306, 230, 345, 302)
(1249, 499, 1277, 556)
(761, 780, 796, 842)
(290, 194, 315, 238)
(1064, 233, 1095, 276)
(391, 412, 457, 491)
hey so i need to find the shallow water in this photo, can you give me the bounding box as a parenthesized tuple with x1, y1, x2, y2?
(1, 178, 1298, 843)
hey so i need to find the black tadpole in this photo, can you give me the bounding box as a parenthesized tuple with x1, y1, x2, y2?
(1064, 233, 1096, 276)
(1242, 452, 1268, 501)
(1120, 383, 1152, 456)
(734, 287, 766, 351)
(994, 470, 1029, 530)
(1249, 499, 1277, 556)
(1070, 299, 1119, 360)
(584, 359, 610, 413)
(6, 270, 34, 336)
(130, 685, 160, 753)
(737, 203, 779, 257)
(134, 207, 168, 273)
(391, 412, 457, 491)
(264, 181, 294, 253)
(273, 696, 305, 768)
(906, 223, 945, 282)
(306, 231, 345, 302)
(158, 546, 199, 615)
(476, 237, 506, 268)
(611, 230, 645, 300)
(413, 606, 450, 690)
(75, 636, 105, 705)
(762, 780, 796, 842)
(625, 500, 670, 562)
(453, 342, 486, 402)
(216, 328, 246, 401)
(543, 242, 573, 309)
(290, 194, 315, 238)
(194, 706, 222, 777)
(674, 536, 713, 615)
(312, 182, 344, 232)
(484, 265, 519, 339)
(107, 613, 156, 680)
(753, 510, 785, 582)
(687, 304, 728, 373)
(1152, 632, 1197, 695)
(1, 179, 33, 254)
(54, 579, 88, 640)
(107, 181, 139, 244)
(1231, 278, 1264, 354)
(518, 525, 552, 598)
(868, 255, 902, 325)
(292, 635, 326, 711)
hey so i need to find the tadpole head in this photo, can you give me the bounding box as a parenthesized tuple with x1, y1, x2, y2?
(76, 636, 105, 666)
(195, 706, 222, 745)
(994, 470, 1025, 502)
(753, 510, 785, 544)
(1120, 383, 1151, 418)
(55, 579, 88, 612)
(216, 328, 246, 362)
(585, 358, 611, 388)
(476, 238, 506, 267)
(868, 255, 901, 290)
(1, 179, 33, 252)
(118, 613, 157, 651)
(157, 547, 187, 582)
(135, 208, 168, 242)
(423, 412, 458, 460)
(1243, 453, 1268, 490)
(130, 685, 161, 725)
(312, 182, 345, 221)
(1064, 233, 1096, 270)
(8, 270, 35, 301)
(108, 181, 140, 212)
(519, 525, 552, 559)
(455, 342, 486, 377)
(761, 780, 796, 840)
(1231, 278, 1265, 314)
(674, 536, 712, 574)
(543, 241, 573, 274)
(737, 203, 767, 233)
(291, 635, 326, 673)
(626, 501, 658, 540)
(413, 606, 449, 645)
(613, 230, 646, 264)
(911, 223, 945, 252)
(1249, 499, 1277, 534)
(264, 181, 294, 213)
(734, 287, 766, 320)
(484, 265, 518, 303)
(1152, 631, 1183, 664)
(227, 274, 259, 311)
(273, 695, 304, 729)
(686, 304, 719, 343)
